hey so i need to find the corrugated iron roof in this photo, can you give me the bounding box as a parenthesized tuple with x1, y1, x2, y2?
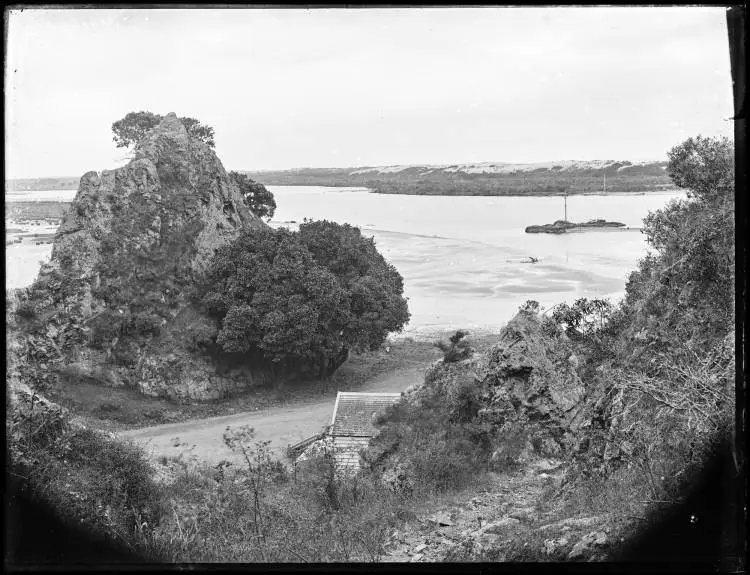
(330, 392, 402, 437)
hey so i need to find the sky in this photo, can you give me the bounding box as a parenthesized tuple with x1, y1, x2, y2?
(5, 7, 734, 178)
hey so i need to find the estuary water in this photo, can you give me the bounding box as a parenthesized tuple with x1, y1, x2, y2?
(6, 186, 685, 337)
(267, 186, 684, 337)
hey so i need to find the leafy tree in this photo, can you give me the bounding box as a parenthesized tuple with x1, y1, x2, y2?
(666, 136, 734, 202)
(200, 221, 410, 377)
(297, 219, 410, 351)
(201, 226, 348, 373)
(179, 116, 216, 149)
(111, 111, 216, 149)
(229, 171, 276, 220)
(111, 111, 162, 149)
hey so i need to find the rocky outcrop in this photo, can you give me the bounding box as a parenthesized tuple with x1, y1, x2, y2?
(51, 113, 259, 295)
(472, 307, 596, 456)
(17, 114, 269, 401)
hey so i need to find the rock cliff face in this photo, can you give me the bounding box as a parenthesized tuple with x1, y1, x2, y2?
(472, 307, 615, 463)
(473, 307, 617, 463)
(391, 306, 613, 464)
(22, 113, 269, 401)
(52, 113, 258, 293)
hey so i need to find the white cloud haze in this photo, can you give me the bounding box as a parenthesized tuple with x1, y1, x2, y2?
(5, 7, 734, 178)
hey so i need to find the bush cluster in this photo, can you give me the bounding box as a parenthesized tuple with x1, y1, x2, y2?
(199, 220, 410, 378)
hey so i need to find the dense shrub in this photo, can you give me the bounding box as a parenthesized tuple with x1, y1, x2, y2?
(200, 222, 409, 378)
(560, 136, 737, 492)
(202, 226, 347, 368)
(14, 298, 38, 322)
(447, 372, 483, 423)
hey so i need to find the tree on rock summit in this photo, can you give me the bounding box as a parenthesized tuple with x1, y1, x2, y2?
(111, 111, 216, 149)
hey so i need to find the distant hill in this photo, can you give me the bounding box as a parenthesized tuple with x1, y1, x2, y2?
(244, 160, 675, 196)
(7, 160, 676, 196)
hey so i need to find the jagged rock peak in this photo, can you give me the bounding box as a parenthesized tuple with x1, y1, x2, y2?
(50, 112, 263, 294)
(134, 112, 191, 165)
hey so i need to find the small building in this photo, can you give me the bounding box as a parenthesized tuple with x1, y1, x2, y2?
(329, 391, 401, 474)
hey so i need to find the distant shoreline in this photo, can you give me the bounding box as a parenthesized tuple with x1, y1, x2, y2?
(368, 188, 680, 197)
(4, 186, 683, 203)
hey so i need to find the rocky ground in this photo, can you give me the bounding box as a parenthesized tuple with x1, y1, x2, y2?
(380, 457, 622, 563)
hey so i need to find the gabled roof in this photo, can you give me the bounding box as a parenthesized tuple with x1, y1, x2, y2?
(330, 392, 402, 437)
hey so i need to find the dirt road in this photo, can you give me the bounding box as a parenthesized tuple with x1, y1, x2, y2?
(120, 365, 427, 466)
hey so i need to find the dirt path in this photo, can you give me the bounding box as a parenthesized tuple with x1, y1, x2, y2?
(120, 365, 427, 466)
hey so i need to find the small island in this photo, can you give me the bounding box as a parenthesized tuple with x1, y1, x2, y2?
(525, 219, 626, 234)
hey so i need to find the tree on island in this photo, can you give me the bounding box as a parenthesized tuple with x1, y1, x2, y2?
(229, 171, 276, 221)
(111, 111, 215, 149)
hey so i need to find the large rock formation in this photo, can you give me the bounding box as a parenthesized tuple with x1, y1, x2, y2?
(462, 304, 623, 471)
(17, 114, 269, 401)
(52, 112, 259, 295)
(385, 304, 613, 464)
(474, 306, 612, 459)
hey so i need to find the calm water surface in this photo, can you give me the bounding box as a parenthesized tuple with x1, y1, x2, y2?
(6, 186, 685, 337)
